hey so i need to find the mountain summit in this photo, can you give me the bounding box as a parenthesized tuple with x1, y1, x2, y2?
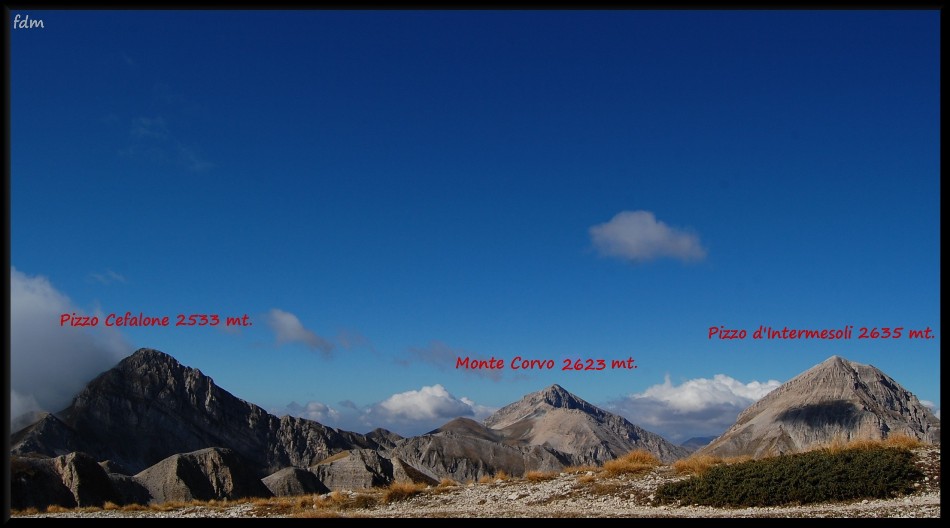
(484, 384, 601, 429)
(12, 348, 377, 475)
(699, 355, 940, 458)
(484, 384, 689, 464)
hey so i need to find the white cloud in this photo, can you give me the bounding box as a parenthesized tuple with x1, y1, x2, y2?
(589, 210, 706, 263)
(460, 396, 496, 421)
(10, 267, 131, 426)
(377, 385, 473, 421)
(266, 308, 333, 355)
(275, 385, 496, 437)
(921, 400, 940, 420)
(606, 374, 781, 444)
(282, 401, 341, 423)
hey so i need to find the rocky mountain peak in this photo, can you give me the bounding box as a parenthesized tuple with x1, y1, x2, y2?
(699, 355, 940, 459)
(538, 384, 584, 409)
(485, 384, 603, 431)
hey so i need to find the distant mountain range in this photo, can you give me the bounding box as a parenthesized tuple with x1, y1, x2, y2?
(10, 348, 940, 510)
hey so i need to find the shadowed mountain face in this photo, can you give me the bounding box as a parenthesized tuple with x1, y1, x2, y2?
(12, 348, 378, 475)
(699, 356, 941, 459)
(10, 348, 689, 502)
(16, 348, 935, 508)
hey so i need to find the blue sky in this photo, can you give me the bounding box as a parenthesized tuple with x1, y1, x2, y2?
(9, 10, 940, 443)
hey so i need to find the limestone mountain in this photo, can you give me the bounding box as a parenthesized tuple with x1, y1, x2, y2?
(484, 384, 690, 464)
(699, 355, 941, 458)
(11, 348, 379, 475)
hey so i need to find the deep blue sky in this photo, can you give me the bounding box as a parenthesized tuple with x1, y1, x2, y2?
(9, 10, 940, 442)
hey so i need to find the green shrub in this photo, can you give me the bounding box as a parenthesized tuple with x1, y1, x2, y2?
(655, 446, 922, 507)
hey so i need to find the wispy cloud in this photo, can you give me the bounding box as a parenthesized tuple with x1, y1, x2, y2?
(337, 329, 375, 353)
(605, 373, 781, 443)
(265, 308, 333, 355)
(122, 115, 212, 172)
(401, 340, 503, 381)
(10, 267, 131, 427)
(131, 116, 169, 140)
(589, 210, 706, 263)
(88, 269, 127, 285)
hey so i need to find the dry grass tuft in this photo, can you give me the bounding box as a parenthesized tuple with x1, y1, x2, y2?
(477, 475, 494, 484)
(493, 470, 511, 481)
(883, 433, 924, 449)
(382, 481, 425, 503)
(348, 493, 378, 509)
(524, 470, 557, 482)
(673, 454, 723, 475)
(437, 477, 458, 488)
(601, 449, 661, 477)
(44, 505, 72, 513)
(720, 454, 753, 465)
(818, 433, 924, 454)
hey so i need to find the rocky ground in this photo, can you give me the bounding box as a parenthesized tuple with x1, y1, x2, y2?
(12, 446, 940, 519)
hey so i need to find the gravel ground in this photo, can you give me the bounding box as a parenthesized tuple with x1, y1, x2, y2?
(13, 446, 940, 519)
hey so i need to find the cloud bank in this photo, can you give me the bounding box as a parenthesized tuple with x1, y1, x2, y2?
(10, 267, 131, 426)
(266, 308, 333, 355)
(606, 373, 781, 443)
(589, 210, 706, 263)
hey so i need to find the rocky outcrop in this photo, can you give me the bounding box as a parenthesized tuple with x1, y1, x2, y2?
(134, 447, 272, 503)
(11, 348, 380, 475)
(11, 456, 79, 510)
(310, 449, 396, 490)
(11, 452, 123, 510)
(485, 384, 690, 464)
(391, 432, 568, 482)
(53, 452, 121, 507)
(106, 473, 152, 505)
(262, 467, 328, 496)
(700, 356, 941, 458)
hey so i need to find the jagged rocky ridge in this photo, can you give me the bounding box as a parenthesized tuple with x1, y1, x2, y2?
(11, 349, 939, 510)
(699, 355, 941, 458)
(11, 349, 685, 508)
(14, 348, 378, 476)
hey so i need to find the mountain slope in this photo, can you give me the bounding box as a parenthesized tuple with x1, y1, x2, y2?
(485, 384, 690, 464)
(699, 356, 940, 458)
(11, 348, 378, 475)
